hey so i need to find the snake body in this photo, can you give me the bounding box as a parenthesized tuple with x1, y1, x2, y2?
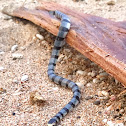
(47, 11, 81, 126)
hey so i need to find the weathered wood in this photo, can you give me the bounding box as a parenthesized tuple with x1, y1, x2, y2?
(2, 2, 126, 87)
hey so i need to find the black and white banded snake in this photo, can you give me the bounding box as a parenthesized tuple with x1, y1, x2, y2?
(47, 11, 81, 126)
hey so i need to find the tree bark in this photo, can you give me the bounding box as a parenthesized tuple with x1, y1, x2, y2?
(2, 2, 126, 87)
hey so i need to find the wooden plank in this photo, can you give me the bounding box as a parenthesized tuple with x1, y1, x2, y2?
(2, 2, 126, 87)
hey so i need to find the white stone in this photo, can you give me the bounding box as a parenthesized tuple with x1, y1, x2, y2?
(76, 82, 84, 89)
(13, 79, 19, 84)
(21, 75, 29, 82)
(98, 91, 109, 97)
(102, 119, 107, 123)
(115, 79, 119, 84)
(76, 70, 87, 76)
(0, 51, 5, 55)
(11, 44, 18, 52)
(88, 72, 92, 76)
(119, 109, 125, 114)
(12, 53, 23, 60)
(36, 34, 44, 40)
(88, 71, 96, 77)
(52, 87, 59, 91)
(93, 78, 100, 83)
(86, 83, 92, 87)
(102, 91, 109, 97)
(76, 70, 84, 75)
(107, 121, 115, 126)
(105, 105, 113, 112)
(0, 67, 6, 72)
(20, 46, 26, 51)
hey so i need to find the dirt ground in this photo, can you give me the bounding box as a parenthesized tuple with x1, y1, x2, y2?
(0, 0, 126, 126)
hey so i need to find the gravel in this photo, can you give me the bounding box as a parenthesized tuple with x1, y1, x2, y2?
(0, 0, 125, 126)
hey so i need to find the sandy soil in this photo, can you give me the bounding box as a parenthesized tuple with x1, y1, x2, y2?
(0, 0, 126, 126)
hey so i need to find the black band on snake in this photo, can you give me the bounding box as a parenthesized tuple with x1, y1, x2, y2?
(47, 10, 81, 126)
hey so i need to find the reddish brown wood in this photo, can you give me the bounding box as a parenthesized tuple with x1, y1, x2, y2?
(2, 2, 126, 87)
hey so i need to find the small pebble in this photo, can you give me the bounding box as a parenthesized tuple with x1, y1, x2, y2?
(86, 82, 92, 87)
(98, 111, 102, 115)
(30, 91, 46, 106)
(104, 105, 113, 115)
(119, 109, 125, 114)
(93, 99, 100, 105)
(107, 0, 116, 5)
(90, 71, 97, 77)
(100, 77, 107, 81)
(0, 67, 6, 72)
(13, 79, 19, 84)
(76, 70, 85, 75)
(88, 71, 96, 77)
(76, 82, 84, 89)
(93, 78, 101, 83)
(90, 62, 97, 66)
(115, 79, 119, 84)
(12, 112, 16, 116)
(116, 109, 120, 112)
(0, 88, 6, 94)
(99, 69, 104, 73)
(98, 91, 109, 97)
(78, 78, 87, 85)
(4, 15, 12, 20)
(77, 116, 81, 119)
(52, 87, 59, 91)
(115, 123, 124, 126)
(110, 95, 116, 101)
(107, 121, 115, 126)
(21, 75, 29, 82)
(20, 46, 26, 51)
(119, 114, 123, 117)
(36, 34, 44, 40)
(85, 96, 93, 100)
(74, 122, 81, 126)
(11, 44, 18, 52)
(64, 49, 70, 53)
(113, 115, 119, 119)
(102, 119, 107, 123)
(97, 72, 108, 77)
(12, 53, 23, 60)
(0, 51, 5, 55)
